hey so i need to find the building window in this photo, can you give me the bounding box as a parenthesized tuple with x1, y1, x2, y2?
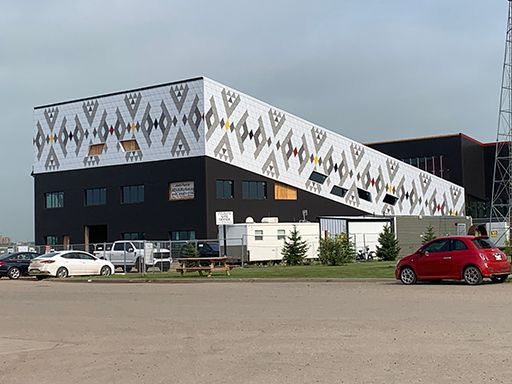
(121, 185, 144, 204)
(120, 139, 140, 152)
(277, 229, 286, 240)
(242, 181, 267, 200)
(255, 230, 263, 241)
(309, 171, 327, 184)
(122, 232, 145, 240)
(274, 183, 297, 200)
(45, 192, 64, 209)
(45, 235, 58, 245)
(330, 186, 348, 198)
(383, 194, 398, 206)
(88, 143, 105, 156)
(216, 180, 234, 199)
(357, 188, 372, 202)
(171, 231, 196, 241)
(85, 188, 106, 206)
(401, 155, 449, 179)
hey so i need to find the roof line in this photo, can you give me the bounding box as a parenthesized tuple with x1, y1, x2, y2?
(34, 76, 204, 110)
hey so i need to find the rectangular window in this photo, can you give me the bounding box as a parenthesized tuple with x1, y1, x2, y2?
(383, 194, 398, 206)
(277, 229, 286, 240)
(169, 181, 195, 201)
(171, 231, 196, 241)
(88, 143, 105, 156)
(85, 188, 106, 206)
(330, 186, 348, 198)
(120, 139, 140, 152)
(357, 188, 372, 202)
(309, 171, 327, 184)
(121, 185, 144, 204)
(216, 180, 234, 199)
(45, 192, 64, 209)
(242, 181, 267, 200)
(45, 235, 58, 245)
(274, 183, 297, 200)
(255, 230, 263, 241)
(122, 232, 145, 240)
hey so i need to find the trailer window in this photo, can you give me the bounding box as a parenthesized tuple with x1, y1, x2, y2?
(255, 230, 263, 241)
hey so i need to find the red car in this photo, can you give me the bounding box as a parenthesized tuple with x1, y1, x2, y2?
(395, 236, 510, 285)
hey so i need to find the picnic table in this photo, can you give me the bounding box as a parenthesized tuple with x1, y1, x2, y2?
(176, 257, 231, 277)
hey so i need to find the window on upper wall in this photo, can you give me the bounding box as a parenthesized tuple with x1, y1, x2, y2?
(357, 188, 372, 202)
(330, 186, 348, 198)
(120, 139, 140, 152)
(383, 194, 398, 206)
(121, 185, 144, 204)
(85, 188, 106, 206)
(216, 180, 234, 199)
(45, 235, 58, 245)
(274, 183, 297, 200)
(242, 181, 267, 200)
(88, 143, 105, 156)
(309, 171, 327, 184)
(45, 192, 64, 209)
(122, 232, 145, 240)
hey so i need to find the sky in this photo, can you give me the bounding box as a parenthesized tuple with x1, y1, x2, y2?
(0, 0, 508, 241)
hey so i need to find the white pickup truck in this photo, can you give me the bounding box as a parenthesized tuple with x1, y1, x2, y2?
(93, 240, 172, 272)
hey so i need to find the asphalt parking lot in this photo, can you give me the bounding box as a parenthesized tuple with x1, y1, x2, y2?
(1, 279, 511, 384)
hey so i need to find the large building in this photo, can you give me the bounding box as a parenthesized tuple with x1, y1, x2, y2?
(367, 133, 499, 221)
(32, 77, 465, 246)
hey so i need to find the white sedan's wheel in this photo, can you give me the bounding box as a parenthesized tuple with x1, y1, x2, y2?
(400, 267, 417, 285)
(56, 267, 69, 279)
(100, 266, 112, 276)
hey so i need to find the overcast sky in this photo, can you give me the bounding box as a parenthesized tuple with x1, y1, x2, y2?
(0, 0, 507, 241)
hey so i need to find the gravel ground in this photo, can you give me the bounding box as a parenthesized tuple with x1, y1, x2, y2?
(0, 279, 511, 384)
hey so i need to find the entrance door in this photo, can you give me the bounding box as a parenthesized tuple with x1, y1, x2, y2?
(63, 235, 70, 250)
(84, 225, 108, 252)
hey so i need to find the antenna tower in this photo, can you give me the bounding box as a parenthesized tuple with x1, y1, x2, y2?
(490, 1, 512, 239)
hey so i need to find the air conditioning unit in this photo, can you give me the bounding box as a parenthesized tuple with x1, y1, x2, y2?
(261, 217, 279, 223)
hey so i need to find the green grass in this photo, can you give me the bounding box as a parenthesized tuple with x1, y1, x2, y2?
(73, 261, 396, 281)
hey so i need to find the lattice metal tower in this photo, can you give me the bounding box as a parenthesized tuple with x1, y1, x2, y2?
(490, 1, 512, 238)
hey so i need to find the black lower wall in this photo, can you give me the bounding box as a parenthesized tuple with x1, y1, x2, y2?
(34, 156, 365, 245)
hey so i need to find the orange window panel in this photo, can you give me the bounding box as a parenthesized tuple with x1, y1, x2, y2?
(121, 139, 140, 152)
(275, 183, 297, 200)
(88, 143, 105, 156)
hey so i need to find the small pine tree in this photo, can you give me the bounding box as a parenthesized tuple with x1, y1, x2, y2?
(281, 226, 309, 265)
(181, 242, 199, 258)
(376, 225, 400, 261)
(318, 233, 356, 265)
(422, 224, 436, 244)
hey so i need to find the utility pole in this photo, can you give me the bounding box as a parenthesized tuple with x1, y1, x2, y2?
(490, 1, 512, 242)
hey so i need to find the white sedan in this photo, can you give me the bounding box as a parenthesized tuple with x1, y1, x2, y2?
(29, 251, 115, 279)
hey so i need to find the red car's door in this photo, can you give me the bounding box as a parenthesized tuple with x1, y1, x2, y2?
(445, 239, 471, 278)
(414, 239, 452, 279)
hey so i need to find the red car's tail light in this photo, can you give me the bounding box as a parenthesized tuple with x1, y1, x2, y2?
(479, 253, 489, 261)
(0, 261, 4, 266)
(40, 260, 55, 264)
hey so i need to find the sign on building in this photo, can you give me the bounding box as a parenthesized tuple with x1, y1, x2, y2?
(169, 181, 195, 201)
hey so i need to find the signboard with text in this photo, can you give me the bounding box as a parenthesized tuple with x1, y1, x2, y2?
(216, 211, 234, 225)
(169, 181, 195, 201)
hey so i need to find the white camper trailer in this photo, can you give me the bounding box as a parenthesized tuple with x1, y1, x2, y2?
(219, 218, 320, 263)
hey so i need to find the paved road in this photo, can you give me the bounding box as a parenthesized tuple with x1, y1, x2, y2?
(0, 279, 511, 384)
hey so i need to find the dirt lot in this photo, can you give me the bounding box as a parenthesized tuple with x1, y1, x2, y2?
(0, 279, 511, 384)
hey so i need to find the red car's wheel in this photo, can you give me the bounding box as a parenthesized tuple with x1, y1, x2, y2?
(400, 267, 417, 285)
(463, 266, 483, 285)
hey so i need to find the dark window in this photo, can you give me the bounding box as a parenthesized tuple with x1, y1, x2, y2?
(383, 194, 398, 206)
(242, 181, 267, 200)
(45, 192, 64, 209)
(423, 239, 451, 253)
(171, 231, 196, 241)
(122, 232, 145, 240)
(330, 186, 347, 198)
(451, 240, 468, 251)
(78, 253, 96, 260)
(309, 171, 327, 184)
(45, 235, 58, 245)
(113, 243, 128, 251)
(85, 188, 106, 206)
(357, 188, 372, 202)
(121, 185, 144, 204)
(472, 238, 495, 249)
(255, 230, 264, 241)
(216, 180, 234, 199)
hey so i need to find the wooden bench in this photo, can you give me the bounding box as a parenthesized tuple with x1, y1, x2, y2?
(176, 257, 231, 277)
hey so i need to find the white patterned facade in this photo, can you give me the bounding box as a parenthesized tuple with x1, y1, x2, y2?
(33, 77, 465, 216)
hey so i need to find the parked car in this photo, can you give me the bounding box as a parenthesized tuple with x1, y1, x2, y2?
(93, 240, 172, 272)
(29, 251, 115, 279)
(0, 252, 41, 279)
(395, 236, 511, 285)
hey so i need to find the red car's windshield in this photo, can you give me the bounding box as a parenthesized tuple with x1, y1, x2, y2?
(472, 238, 496, 249)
